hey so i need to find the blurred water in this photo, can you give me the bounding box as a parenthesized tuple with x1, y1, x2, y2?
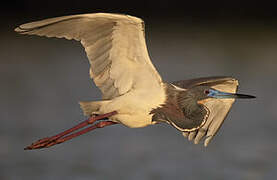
(1, 22, 277, 180)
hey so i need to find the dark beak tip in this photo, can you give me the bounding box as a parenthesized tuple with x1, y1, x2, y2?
(246, 94, 256, 99)
(237, 94, 256, 99)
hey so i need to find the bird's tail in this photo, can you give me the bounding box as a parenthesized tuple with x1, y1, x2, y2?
(79, 101, 104, 116)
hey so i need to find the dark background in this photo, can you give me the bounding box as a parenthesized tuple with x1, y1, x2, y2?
(1, 1, 277, 180)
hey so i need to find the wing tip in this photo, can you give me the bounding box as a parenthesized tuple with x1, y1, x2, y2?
(14, 14, 81, 35)
(14, 12, 144, 35)
(14, 22, 36, 34)
(183, 133, 213, 147)
(204, 136, 213, 147)
(14, 26, 26, 33)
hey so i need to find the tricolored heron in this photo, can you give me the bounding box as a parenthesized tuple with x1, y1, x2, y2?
(15, 13, 255, 150)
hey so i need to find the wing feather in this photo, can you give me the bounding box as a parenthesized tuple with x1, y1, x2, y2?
(15, 13, 162, 100)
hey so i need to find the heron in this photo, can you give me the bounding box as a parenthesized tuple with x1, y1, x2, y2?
(15, 13, 255, 150)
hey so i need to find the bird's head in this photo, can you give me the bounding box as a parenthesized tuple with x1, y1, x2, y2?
(163, 77, 256, 146)
(164, 85, 256, 134)
(186, 85, 256, 102)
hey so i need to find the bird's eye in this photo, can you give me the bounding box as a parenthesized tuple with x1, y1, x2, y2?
(204, 90, 210, 94)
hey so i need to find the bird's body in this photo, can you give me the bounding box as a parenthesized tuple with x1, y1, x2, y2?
(84, 80, 166, 128)
(15, 13, 255, 149)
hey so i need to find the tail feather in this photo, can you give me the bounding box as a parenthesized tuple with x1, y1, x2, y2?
(79, 101, 102, 116)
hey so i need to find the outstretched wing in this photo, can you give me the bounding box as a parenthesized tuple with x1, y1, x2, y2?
(15, 13, 162, 100)
(172, 76, 238, 146)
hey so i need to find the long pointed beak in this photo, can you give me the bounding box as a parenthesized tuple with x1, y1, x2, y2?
(208, 89, 256, 99)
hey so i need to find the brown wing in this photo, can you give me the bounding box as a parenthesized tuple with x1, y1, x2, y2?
(172, 76, 238, 146)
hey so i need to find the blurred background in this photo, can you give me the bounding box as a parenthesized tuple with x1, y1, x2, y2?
(1, 1, 277, 180)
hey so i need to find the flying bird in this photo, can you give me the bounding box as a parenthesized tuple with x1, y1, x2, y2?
(15, 13, 255, 150)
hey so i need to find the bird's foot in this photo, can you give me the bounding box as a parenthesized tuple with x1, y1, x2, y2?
(24, 137, 59, 150)
(24, 111, 118, 150)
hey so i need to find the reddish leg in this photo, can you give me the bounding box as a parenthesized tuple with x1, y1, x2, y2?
(24, 111, 117, 150)
(43, 121, 117, 148)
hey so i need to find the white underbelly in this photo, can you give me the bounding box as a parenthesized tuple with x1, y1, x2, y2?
(99, 83, 166, 128)
(110, 113, 153, 128)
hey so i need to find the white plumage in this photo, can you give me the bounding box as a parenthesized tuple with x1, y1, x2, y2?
(15, 13, 166, 128)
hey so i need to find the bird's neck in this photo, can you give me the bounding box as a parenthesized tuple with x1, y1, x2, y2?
(151, 83, 207, 127)
(150, 83, 186, 123)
